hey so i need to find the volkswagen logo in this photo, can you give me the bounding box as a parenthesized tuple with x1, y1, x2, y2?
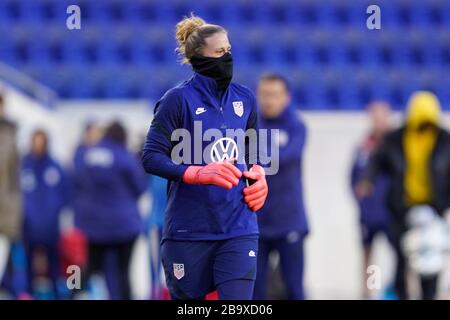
(210, 137, 239, 162)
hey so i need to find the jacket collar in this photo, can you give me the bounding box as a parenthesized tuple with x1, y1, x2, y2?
(191, 72, 225, 98)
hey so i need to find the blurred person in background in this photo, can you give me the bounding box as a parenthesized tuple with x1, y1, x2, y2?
(0, 93, 22, 296)
(350, 101, 394, 299)
(71, 121, 123, 299)
(253, 74, 309, 300)
(71, 121, 102, 247)
(69, 120, 102, 265)
(61, 120, 103, 299)
(21, 129, 69, 299)
(357, 91, 450, 300)
(145, 175, 168, 300)
(75, 121, 146, 300)
(138, 132, 168, 300)
(73, 121, 103, 169)
(72, 121, 103, 226)
(72, 120, 103, 213)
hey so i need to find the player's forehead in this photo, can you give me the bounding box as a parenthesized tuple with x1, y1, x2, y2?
(258, 79, 287, 92)
(204, 32, 230, 50)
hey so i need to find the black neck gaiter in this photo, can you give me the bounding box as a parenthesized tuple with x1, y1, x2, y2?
(190, 52, 233, 92)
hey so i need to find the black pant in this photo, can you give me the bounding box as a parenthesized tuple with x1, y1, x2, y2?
(392, 233, 439, 300)
(82, 238, 136, 300)
(391, 233, 408, 300)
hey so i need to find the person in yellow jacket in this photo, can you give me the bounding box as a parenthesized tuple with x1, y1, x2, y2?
(357, 91, 450, 300)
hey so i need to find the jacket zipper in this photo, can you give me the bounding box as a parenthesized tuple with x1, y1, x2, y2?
(219, 93, 227, 130)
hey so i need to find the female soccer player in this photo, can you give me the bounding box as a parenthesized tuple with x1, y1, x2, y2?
(76, 122, 146, 299)
(21, 129, 69, 299)
(142, 15, 268, 300)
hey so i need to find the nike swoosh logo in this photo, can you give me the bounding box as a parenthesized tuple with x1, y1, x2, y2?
(195, 108, 207, 115)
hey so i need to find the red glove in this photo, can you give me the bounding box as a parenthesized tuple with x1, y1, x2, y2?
(243, 165, 268, 212)
(182, 161, 242, 190)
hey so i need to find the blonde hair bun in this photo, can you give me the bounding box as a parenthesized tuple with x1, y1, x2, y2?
(175, 14, 206, 56)
(175, 14, 226, 64)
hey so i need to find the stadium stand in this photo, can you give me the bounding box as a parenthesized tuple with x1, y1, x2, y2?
(0, 0, 449, 109)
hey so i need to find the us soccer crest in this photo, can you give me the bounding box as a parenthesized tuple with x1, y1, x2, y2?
(232, 101, 244, 117)
(173, 263, 185, 280)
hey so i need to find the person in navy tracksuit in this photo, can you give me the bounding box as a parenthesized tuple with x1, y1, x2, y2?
(72, 120, 101, 238)
(142, 15, 268, 300)
(252, 74, 309, 300)
(21, 129, 69, 299)
(350, 101, 393, 299)
(75, 121, 146, 300)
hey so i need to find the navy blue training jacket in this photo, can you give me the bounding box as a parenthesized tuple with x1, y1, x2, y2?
(74, 138, 146, 243)
(21, 153, 69, 244)
(257, 108, 309, 238)
(142, 73, 259, 241)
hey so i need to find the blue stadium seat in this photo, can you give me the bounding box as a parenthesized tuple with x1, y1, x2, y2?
(0, 0, 448, 106)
